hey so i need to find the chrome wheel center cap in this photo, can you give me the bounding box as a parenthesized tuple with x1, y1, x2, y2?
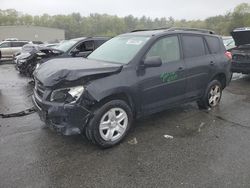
(110, 121, 117, 128)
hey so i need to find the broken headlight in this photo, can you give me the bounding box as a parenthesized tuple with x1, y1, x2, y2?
(50, 86, 84, 103)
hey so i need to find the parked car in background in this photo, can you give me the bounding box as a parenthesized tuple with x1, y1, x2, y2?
(16, 37, 110, 76)
(32, 41, 44, 45)
(222, 36, 235, 50)
(33, 28, 232, 148)
(4, 38, 19, 41)
(0, 40, 29, 60)
(231, 27, 250, 74)
(14, 43, 41, 57)
(15, 45, 63, 76)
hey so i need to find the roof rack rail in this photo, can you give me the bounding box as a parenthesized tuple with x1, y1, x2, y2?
(167, 27, 215, 34)
(130, 27, 215, 34)
(130, 27, 170, 32)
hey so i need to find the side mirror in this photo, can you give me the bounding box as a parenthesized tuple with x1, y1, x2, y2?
(70, 48, 80, 56)
(143, 56, 162, 68)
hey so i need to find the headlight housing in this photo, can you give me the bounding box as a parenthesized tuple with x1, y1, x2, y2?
(50, 86, 84, 103)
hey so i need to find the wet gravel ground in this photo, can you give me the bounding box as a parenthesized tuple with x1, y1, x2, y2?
(0, 63, 250, 188)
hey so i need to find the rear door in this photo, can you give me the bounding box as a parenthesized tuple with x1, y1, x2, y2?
(205, 36, 226, 74)
(11, 42, 27, 56)
(181, 34, 214, 99)
(139, 35, 187, 114)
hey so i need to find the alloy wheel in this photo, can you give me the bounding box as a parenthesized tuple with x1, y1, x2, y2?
(99, 107, 128, 142)
(208, 85, 221, 107)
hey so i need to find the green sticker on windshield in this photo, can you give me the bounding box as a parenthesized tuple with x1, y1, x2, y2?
(160, 72, 178, 83)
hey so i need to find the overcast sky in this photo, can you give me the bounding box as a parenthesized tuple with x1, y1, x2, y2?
(1, 0, 248, 20)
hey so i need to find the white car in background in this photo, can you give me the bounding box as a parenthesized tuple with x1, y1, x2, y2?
(0, 40, 29, 60)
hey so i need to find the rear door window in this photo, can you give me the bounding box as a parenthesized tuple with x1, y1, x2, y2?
(205, 36, 221, 54)
(11, 42, 27, 47)
(182, 35, 205, 58)
(11, 42, 19, 47)
(146, 35, 180, 63)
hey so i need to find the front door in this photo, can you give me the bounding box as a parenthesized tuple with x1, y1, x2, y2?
(138, 35, 187, 115)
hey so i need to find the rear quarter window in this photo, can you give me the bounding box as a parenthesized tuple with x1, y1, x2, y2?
(205, 36, 221, 54)
(182, 35, 205, 58)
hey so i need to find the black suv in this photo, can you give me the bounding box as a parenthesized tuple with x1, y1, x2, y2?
(231, 27, 250, 74)
(33, 28, 232, 148)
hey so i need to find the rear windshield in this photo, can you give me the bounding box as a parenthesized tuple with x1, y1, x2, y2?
(88, 36, 150, 64)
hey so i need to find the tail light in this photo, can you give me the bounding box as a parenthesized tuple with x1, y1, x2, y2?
(225, 51, 232, 60)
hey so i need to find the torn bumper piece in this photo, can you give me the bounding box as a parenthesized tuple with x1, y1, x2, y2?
(32, 95, 91, 135)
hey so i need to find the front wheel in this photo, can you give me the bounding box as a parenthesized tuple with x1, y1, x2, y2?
(85, 99, 133, 148)
(197, 80, 222, 109)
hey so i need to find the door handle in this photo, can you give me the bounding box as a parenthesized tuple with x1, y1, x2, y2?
(210, 61, 215, 65)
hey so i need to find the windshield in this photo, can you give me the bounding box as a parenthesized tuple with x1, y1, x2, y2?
(88, 36, 150, 64)
(55, 40, 78, 52)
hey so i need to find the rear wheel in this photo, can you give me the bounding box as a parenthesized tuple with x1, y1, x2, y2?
(85, 99, 133, 148)
(197, 80, 222, 109)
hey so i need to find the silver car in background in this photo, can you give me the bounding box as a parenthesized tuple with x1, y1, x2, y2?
(0, 40, 29, 60)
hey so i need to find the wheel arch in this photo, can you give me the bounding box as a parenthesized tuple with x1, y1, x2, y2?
(92, 91, 137, 117)
(210, 72, 226, 89)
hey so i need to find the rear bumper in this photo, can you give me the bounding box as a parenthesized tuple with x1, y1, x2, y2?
(32, 93, 91, 135)
(231, 62, 250, 74)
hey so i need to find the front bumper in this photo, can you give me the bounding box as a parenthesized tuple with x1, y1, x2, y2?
(231, 62, 250, 74)
(32, 93, 91, 135)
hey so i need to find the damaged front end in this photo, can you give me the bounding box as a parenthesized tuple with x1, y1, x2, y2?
(16, 48, 63, 77)
(32, 58, 122, 135)
(16, 53, 39, 76)
(32, 79, 94, 135)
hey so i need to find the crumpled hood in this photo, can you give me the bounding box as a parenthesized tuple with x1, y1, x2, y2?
(16, 52, 32, 60)
(231, 29, 250, 46)
(34, 58, 122, 87)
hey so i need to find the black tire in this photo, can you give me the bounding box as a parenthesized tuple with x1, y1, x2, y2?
(85, 99, 133, 148)
(197, 80, 222, 109)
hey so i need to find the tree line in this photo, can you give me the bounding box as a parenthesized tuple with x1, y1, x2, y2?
(0, 3, 249, 39)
